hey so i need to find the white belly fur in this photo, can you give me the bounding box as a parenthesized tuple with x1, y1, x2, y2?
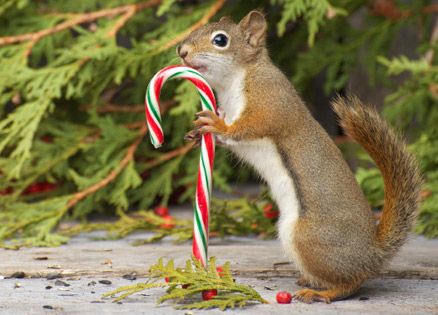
(229, 139, 302, 268)
(208, 64, 302, 268)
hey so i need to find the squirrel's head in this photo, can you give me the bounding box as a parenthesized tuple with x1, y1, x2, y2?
(177, 10, 267, 87)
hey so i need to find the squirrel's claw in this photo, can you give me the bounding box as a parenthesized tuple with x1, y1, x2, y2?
(184, 129, 202, 146)
(193, 110, 229, 135)
(294, 289, 331, 304)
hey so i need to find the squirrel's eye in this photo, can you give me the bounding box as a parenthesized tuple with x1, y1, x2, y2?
(212, 33, 228, 48)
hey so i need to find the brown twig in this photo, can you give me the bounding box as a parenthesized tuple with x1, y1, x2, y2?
(97, 100, 176, 113)
(99, 104, 145, 113)
(67, 124, 148, 208)
(124, 121, 146, 129)
(425, 18, 438, 65)
(157, 0, 226, 53)
(369, 0, 438, 21)
(0, 0, 161, 47)
(107, 5, 137, 38)
(422, 4, 438, 15)
(143, 143, 194, 170)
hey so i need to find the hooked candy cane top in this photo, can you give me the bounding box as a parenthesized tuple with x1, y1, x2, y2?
(145, 65, 217, 148)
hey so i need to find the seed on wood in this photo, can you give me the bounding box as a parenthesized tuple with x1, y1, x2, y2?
(33, 256, 48, 260)
(54, 280, 70, 287)
(122, 273, 137, 281)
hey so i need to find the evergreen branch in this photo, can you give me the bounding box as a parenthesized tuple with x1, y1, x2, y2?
(67, 124, 147, 208)
(103, 257, 268, 309)
(10, 138, 88, 198)
(0, 0, 162, 47)
(156, 0, 226, 53)
(272, 0, 347, 46)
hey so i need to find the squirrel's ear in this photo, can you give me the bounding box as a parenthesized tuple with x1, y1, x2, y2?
(219, 16, 233, 23)
(238, 11, 266, 47)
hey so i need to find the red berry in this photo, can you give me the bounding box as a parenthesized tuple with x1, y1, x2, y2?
(41, 182, 57, 192)
(165, 277, 170, 283)
(140, 171, 150, 179)
(160, 215, 175, 229)
(0, 187, 13, 195)
(263, 203, 273, 212)
(216, 266, 224, 277)
(263, 203, 279, 219)
(23, 183, 43, 194)
(276, 291, 292, 304)
(264, 211, 279, 219)
(154, 206, 169, 217)
(40, 135, 53, 143)
(202, 289, 217, 301)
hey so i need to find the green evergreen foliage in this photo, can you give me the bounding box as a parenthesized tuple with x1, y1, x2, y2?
(0, 0, 436, 246)
(103, 256, 268, 310)
(58, 196, 278, 245)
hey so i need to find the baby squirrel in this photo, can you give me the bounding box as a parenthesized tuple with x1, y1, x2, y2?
(178, 11, 422, 303)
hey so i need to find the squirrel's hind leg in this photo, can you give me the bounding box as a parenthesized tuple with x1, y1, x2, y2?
(296, 276, 312, 287)
(294, 282, 361, 304)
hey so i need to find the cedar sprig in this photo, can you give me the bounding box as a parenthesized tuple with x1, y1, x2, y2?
(58, 194, 278, 245)
(103, 256, 268, 310)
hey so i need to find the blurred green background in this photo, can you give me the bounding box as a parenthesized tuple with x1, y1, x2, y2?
(0, 0, 436, 247)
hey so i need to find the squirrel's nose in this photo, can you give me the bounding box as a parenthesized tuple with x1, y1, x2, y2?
(177, 45, 189, 59)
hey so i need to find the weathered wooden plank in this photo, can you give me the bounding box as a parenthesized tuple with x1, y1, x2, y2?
(1, 234, 437, 280)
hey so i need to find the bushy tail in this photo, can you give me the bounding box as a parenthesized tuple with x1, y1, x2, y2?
(332, 95, 422, 260)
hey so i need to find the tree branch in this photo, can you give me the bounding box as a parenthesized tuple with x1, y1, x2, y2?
(369, 0, 438, 20)
(97, 100, 175, 113)
(157, 0, 226, 53)
(143, 142, 194, 170)
(107, 5, 137, 38)
(425, 18, 438, 65)
(66, 97, 182, 208)
(67, 124, 147, 208)
(0, 0, 162, 47)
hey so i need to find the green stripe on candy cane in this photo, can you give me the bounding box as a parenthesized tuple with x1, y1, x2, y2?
(144, 65, 217, 267)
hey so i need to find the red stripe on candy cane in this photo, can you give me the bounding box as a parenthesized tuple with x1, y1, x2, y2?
(144, 65, 216, 268)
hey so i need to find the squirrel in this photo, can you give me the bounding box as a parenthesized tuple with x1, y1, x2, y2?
(177, 11, 422, 303)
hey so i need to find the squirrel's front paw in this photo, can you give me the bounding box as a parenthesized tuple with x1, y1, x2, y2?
(184, 129, 202, 146)
(193, 110, 229, 135)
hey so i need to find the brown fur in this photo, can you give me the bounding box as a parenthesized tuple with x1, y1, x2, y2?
(179, 11, 422, 303)
(332, 96, 423, 259)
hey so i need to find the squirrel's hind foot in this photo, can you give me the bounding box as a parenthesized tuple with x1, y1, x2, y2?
(294, 284, 359, 304)
(294, 289, 331, 304)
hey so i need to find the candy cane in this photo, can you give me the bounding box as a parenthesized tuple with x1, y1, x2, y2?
(145, 65, 217, 267)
